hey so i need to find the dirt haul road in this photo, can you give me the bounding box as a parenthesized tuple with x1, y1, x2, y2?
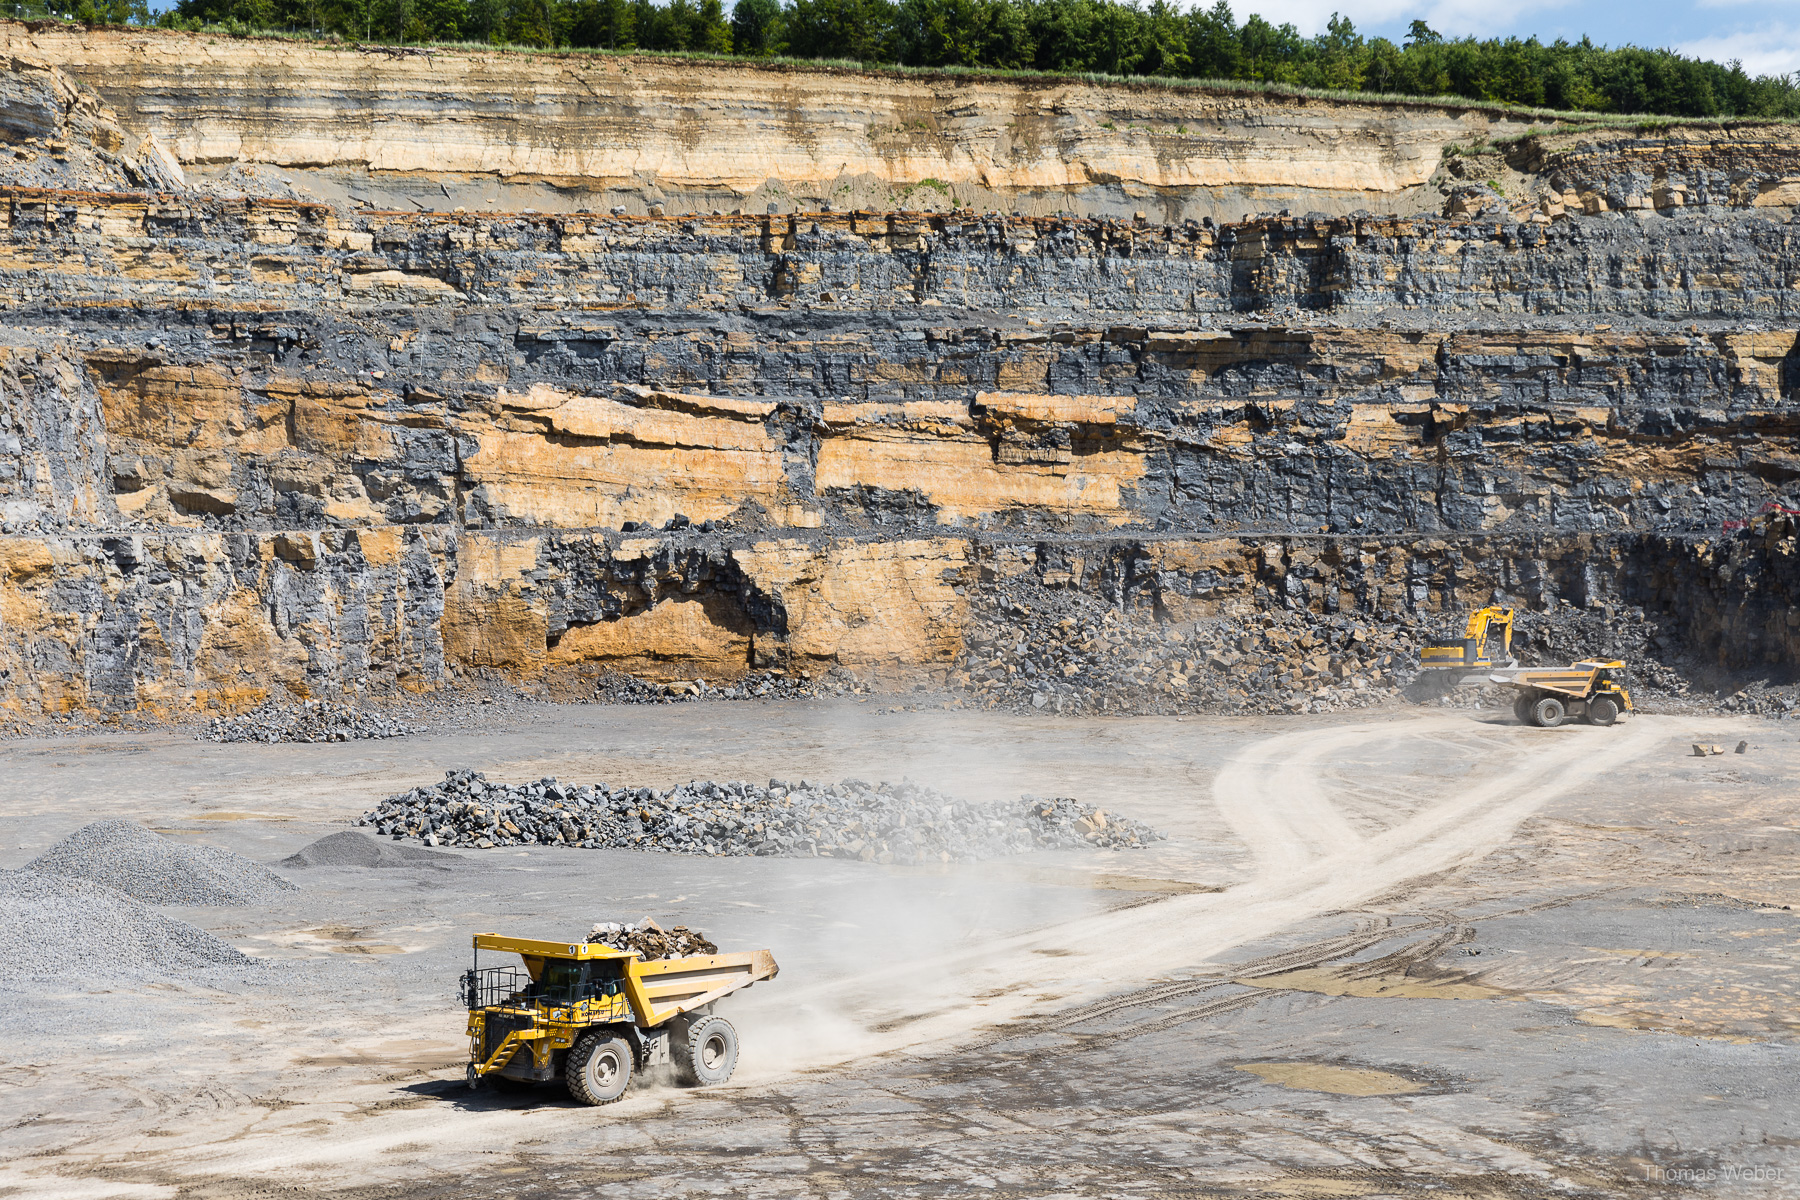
(0, 704, 1794, 1199)
(761, 712, 1664, 1070)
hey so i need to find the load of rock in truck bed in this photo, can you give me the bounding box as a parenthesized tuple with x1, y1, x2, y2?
(587, 918, 717, 959)
(358, 773, 1162, 864)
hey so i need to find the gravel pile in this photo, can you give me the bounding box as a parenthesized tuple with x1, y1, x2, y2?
(588, 918, 717, 959)
(359, 772, 1162, 864)
(0, 870, 253, 980)
(279, 830, 463, 870)
(201, 699, 423, 743)
(29, 820, 299, 905)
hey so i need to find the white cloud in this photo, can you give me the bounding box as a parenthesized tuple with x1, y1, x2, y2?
(1676, 24, 1800, 74)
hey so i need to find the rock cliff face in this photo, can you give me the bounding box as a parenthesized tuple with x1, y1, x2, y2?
(0, 33, 1797, 717)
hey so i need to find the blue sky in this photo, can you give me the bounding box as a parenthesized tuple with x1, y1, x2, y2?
(1246, 0, 1800, 76)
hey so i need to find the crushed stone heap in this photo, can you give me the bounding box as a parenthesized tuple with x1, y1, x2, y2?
(0, 870, 253, 981)
(588, 918, 717, 960)
(279, 830, 462, 870)
(29, 820, 299, 905)
(359, 771, 1162, 863)
(201, 699, 424, 744)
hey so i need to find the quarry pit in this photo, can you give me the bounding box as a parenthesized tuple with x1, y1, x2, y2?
(1, 24, 1799, 1199)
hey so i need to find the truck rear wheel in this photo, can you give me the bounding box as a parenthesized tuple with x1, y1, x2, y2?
(672, 1015, 738, 1087)
(565, 1031, 633, 1105)
(1531, 697, 1566, 728)
(1512, 693, 1535, 724)
(1586, 695, 1620, 727)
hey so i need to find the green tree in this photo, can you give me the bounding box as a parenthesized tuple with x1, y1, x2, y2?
(730, 0, 782, 53)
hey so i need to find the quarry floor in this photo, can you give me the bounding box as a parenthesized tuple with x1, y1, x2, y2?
(1, 701, 1797, 1199)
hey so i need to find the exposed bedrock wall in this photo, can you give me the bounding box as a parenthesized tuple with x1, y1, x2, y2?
(6, 184, 1800, 711)
(0, 23, 1546, 219)
(4, 194, 1800, 544)
(3, 527, 1794, 715)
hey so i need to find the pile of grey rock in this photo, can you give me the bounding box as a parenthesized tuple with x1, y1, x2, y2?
(201, 699, 423, 743)
(279, 830, 463, 870)
(961, 592, 1414, 717)
(0, 822, 287, 985)
(28, 820, 298, 906)
(359, 772, 1163, 864)
(958, 579, 1714, 718)
(593, 670, 825, 704)
(0, 870, 253, 981)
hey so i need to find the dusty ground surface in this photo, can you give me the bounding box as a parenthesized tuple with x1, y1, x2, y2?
(0, 701, 1795, 1199)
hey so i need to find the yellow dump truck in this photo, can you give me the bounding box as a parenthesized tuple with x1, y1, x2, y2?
(1497, 661, 1633, 728)
(462, 933, 778, 1104)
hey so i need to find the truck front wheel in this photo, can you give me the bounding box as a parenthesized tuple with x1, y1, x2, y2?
(673, 1015, 739, 1087)
(566, 1031, 634, 1105)
(1586, 695, 1619, 727)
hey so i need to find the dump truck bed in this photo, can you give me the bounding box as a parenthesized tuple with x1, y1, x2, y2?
(469, 933, 778, 1028)
(626, 950, 780, 1026)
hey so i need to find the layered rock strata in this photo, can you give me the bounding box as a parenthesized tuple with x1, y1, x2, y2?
(4, 23, 1544, 219)
(2, 39, 1799, 718)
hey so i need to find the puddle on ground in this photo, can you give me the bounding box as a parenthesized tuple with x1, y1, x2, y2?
(1575, 1008, 1762, 1042)
(295, 1038, 465, 1070)
(1587, 947, 1692, 960)
(1237, 966, 1504, 1000)
(1237, 1061, 1423, 1096)
(247, 924, 410, 956)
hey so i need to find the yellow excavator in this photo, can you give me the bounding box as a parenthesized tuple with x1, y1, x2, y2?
(1420, 605, 1519, 672)
(1415, 606, 1632, 728)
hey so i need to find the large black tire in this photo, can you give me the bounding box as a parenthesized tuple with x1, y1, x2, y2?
(1586, 695, 1620, 727)
(1531, 696, 1567, 728)
(565, 1031, 633, 1105)
(672, 1015, 739, 1087)
(1512, 694, 1535, 724)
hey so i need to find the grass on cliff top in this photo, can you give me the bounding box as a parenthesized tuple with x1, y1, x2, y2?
(28, 18, 1800, 136)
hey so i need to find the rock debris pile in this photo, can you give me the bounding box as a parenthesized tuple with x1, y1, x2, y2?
(201, 699, 423, 744)
(1716, 680, 1800, 717)
(592, 669, 828, 704)
(0, 870, 253, 981)
(587, 918, 717, 959)
(360, 772, 1162, 863)
(279, 830, 463, 870)
(29, 820, 299, 905)
(959, 582, 1735, 717)
(962, 594, 1420, 716)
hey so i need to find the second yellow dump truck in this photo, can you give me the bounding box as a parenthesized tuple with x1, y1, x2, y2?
(462, 933, 778, 1104)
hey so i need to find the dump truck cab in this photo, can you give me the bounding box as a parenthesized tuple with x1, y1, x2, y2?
(462, 933, 777, 1105)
